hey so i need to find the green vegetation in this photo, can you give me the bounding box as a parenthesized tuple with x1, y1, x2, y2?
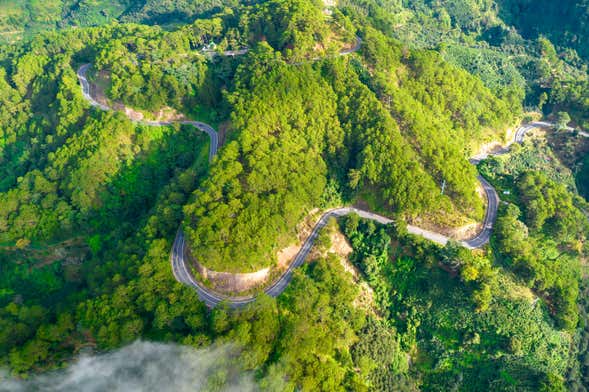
(568, 278, 589, 390)
(1, 0, 589, 390)
(0, 22, 215, 374)
(179, 8, 515, 271)
(577, 154, 589, 200)
(341, 215, 576, 391)
(3, 0, 588, 129)
(0, 25, 216, 244)
(338, 0, 589, 129)
(0, 0, 235, 44)
(551, 80, 589, 129)
(479, 137, 579, 193)
(480, 140, 587, 330)
(497, 0, 589, 60)
(216, 257, 370, 391)
(184, 56, 341, 272)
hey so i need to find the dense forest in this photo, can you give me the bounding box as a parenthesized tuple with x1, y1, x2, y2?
(0, 0, 588, 390)
(341, 215, 580, 390)
(342, 0, 589, 128)
(177, 3, 517, 271)
(0, 0, 234, 43)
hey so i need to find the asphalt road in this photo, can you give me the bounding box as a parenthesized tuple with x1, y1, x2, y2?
(77, 64, 110, 111)
(461, 122, 561, 248)
(170, 207, 395, 307)
(461, 121, 585, 248)
(77, 65, 219, 161)
(461, 175, 499, 249)
(339, 36, 363, 56)
(76, 51, 564, 307)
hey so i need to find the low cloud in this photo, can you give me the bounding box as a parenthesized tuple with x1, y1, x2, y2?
(0, 341, 255, 392)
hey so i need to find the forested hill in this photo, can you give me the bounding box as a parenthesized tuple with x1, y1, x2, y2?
(3, 0, 588, 125)
(0, 0, 518, 273)
(139, 1, 519, 273)
(1, 0, 588, 390)
(182, 32, 516, 272)
(497, 0, 589, 59)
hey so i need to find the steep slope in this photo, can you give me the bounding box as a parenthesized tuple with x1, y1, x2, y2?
(179, 3, 515, 272)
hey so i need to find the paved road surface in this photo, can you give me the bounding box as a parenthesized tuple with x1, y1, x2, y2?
(461, 175, 499, 249)
(77, 65, 219, 161)
(77, 64, 110, 111)
(77, 50, 574, 307)
(167, 118, 533, 306)
(340, 36, 363, 55)
(170, 121, 555, 307)
(171, 207, 395, 307)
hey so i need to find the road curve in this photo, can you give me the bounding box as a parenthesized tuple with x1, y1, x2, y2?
(77, 65, 219, 161)
(172, 176, 502, 307)
(170, 207, 393, 307)
(461, 175, 499, 249)
(168, 121, 554, 307)
(77, 53, 552, 307)
(77, 64, 110, 111)
(461, 121, 584, 248)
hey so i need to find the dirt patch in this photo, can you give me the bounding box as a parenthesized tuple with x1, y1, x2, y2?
(329, 231, 353, 258)
(328, 230, 378, 314)
(325, 227, 378, 314)
(471, 141, 509, 161)
(277, 245, 300, 269)
(276, 209, 323, 267)
(451, 222, 481, 241)
(329, 231, 356, 275)
(89, 71, 111, 108)
(186, 247, 270, 293)
(353, 281, 377, 314)
(191, 209, 325, 294)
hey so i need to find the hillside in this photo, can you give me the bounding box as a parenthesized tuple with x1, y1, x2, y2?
(0, 0, 588, 391)
(0, 0, 517, 273)
(177, 2, 517, 273)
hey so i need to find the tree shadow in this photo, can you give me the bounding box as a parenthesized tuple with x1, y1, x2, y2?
(86, 122, 211, 240)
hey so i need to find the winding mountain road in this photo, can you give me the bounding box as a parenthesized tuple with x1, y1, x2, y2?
(171, 207, 394, 307)
(76, 47, 570, 307)
(77, 65, 219, 161)
(167, 121, 562, 307)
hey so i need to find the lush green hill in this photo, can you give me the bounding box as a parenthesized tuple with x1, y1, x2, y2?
(0, 0, 588, 390)
(2, 0, 588, 126)
(0, 0, 516, 272)
(177, 2, 516, 272)
(497, 0, 589, 59)
(341, 0, 588, 126)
